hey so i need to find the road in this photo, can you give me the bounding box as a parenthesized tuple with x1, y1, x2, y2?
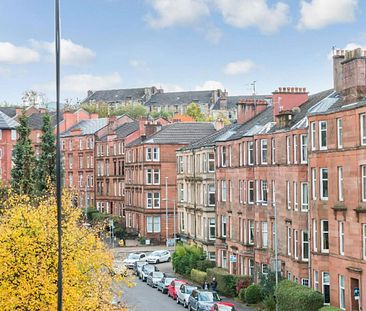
(113, 248, 253, 311)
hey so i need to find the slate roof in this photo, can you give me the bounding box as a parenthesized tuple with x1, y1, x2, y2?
(212, 95, 272, 110)
(145, 90, 217, 107)
(61, 118, 108, 137)
(28, 112, 64, 130)
(181, 124, 237, 150)
(0, 107, 17, 118)
(81, 87, 151, 104)
(99, 121, 139, 141)
(127, 122, 216, 146)
(0, 111, 19, 129)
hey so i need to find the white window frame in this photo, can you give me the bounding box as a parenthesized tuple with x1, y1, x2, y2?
(221, 216, 227, 238)
(271, 138, 276, 164)
(261, 180, 268, 205)
(322, 272, 330, 305)
(311, 168, 317, 200)
(302, 231, 309, 262)
(286, 136, 291, 164)
(301, 182, 309, 211)
(314, 270, 319, 291)
(287, 181, 291, 210)
(321, 220, 329, 253)
(249, 220, 254, 245)
(300, 134, 308, 164)
(339, 275, 345, 310)
(320, 168, 328, 201)
(319, 121, 328, 150)
(362, 165, 366, 202)
(221, 146, 227, 167)
(294, 182, 298, 211)
(311, 122, 316, 150)
(272, 180, 276, 207)
(363, 224, 366, 260)
(248, 181, 254, 204)
(262, 222, 268, 248)
(302, 279, 309, 287)
(361, 113, 366, 146)
(338, 167, 344, 201)
(208, 218, 216, 240)
(261, 139, 268, 164)
(248, 142, 254, 165)
(294, 230, 299, 259)
(313, 219, 318, 252)
(339, 221, 344, 256)
(153, 147, 160, 161)
(337, 118, 343, 149)
(221, 180, 227, 202)
(287, 227, 292, 256)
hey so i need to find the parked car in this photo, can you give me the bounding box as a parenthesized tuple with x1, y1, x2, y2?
(146, 250, 171, 264)
(146, 271, 165, 287)
(177, 284, 199, 308)
(134, 261, 147, 277)
(123, 252, 146, 268)
(156, 276, 176, 294)
(210, 302, 236, 311)
(167, 279, 188, 300)
(188, 290, 221, 311)
(141, 264, 158, 282)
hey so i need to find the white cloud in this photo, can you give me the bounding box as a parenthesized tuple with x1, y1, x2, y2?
(204, 25, 223, 44)
(31, 38, 96, 65)
(214, 0, 290, 34)
(327, 42, 366, 60)
(0, 42, 40, 64)
(145, 0, 210, 28)
(195, 80, 225, 90)
(297, 0, 358, 30)
(36, 72, 122, 94)
(223, 59, 254, 75)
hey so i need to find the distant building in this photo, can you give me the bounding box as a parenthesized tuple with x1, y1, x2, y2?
(124, 122, 216, 244)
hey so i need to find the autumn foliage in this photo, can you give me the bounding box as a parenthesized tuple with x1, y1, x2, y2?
(0, 191, 129, 310)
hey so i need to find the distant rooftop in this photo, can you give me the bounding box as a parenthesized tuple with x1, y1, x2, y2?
(61, 118, 108, 137)
(0, 111, 19, 129)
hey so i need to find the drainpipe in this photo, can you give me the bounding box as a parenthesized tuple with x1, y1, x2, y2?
(307, 126, 312, 287)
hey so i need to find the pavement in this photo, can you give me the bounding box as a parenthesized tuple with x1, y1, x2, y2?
(112, 246, 254, 311)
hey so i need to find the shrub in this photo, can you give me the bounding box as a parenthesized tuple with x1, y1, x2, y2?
(196, 259, 215, 272)
(259, 271, 281, 297)
(236, 277, 252, 295)
(275, 280, 323, 311)
(262, 295, 276, 311)
(172, 243, 205, 275)
(318, 307, 343, 311)
(239, 288, 246, 303)
(245, 284, 263, 304)
(191, 269, 207, 285)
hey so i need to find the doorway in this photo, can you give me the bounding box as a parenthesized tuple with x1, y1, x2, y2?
(351, 278, 360, 311)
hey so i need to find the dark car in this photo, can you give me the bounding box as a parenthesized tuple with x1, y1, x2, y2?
(146, 271, 165, 287)
(141, 264, 157, 282)
(156, 277, 176, 294)
(188, 290, 221, 311)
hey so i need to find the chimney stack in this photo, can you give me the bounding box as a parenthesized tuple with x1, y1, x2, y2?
(87, 90, 93, 98)
(333, 48, 366, 103)
(272, 87, 308, 120)
(236, 99, 268, 125)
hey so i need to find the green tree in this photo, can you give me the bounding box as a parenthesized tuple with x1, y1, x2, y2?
(35, 112, 56, 193)
(186, 102, 205, 121)
(113, 104, 147, 119)
(11, 112, 36, 195)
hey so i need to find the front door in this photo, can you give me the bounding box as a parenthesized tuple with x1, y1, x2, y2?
(351, 278, 360, 311)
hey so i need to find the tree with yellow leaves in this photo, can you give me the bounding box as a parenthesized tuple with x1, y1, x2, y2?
(0, 191, 131, 310)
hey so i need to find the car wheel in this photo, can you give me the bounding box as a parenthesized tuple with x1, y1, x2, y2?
(156, 259, 160, 264)
(183, 301, 187, 308)
(168, 257, 171, 262)
(177, 298, 180, 304)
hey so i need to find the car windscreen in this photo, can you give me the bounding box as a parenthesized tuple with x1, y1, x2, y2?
(175, 281, 184, 289)
(150, 251, 160, 256)
(153, 272, 164, 278)
(128, 254, 140, 259)
(199, 292, 220, 302)
(185, 286, 196, 294)
(137, 262, 145, 267)
(164, 278, 175, 285)
(218, 306, 235, 311)
(145, 265, 155, 272)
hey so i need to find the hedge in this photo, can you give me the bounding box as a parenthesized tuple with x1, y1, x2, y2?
(206, 267, 251, 297)
(275, 280, 324, 311)
(196, 259, 216, 272)
(318, 307, 343, 311)
(191, 269, 207, 285)
(245, 284, 263, 304)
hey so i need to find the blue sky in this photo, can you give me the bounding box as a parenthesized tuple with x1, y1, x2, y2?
(0, 0, 365, 104)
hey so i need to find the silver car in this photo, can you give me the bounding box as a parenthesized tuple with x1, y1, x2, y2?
(123, 252, 146, 269)
(146, 271, 165, 288)
(177, 284, 199, 308)
(146, 250, 171, 264)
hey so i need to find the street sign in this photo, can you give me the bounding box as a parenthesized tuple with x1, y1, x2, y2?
(229, 255, 237, 263)
(354, 287, 360, 300)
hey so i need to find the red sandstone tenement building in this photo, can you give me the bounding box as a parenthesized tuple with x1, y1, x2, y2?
(124, 122, 216, 244)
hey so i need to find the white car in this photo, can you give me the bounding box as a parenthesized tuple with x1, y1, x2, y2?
(146, 250, 171, 264)
(177, 284, 199, 308)
(123, 252, 147, 268)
